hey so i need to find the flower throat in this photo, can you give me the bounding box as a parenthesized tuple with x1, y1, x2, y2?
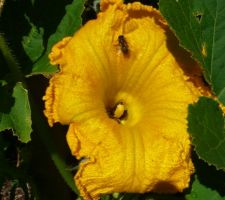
(107, 101, 128, 124)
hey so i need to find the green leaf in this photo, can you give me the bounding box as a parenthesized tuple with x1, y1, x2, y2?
(188, 97, 225, 169)
(0, 82, 32, 143)
(31, 0, 85, 75)
(22, 16, 44, 62)
(159, 0, 225, 104)
(186, 156, 225, 200)
(186, 176, 225, 200)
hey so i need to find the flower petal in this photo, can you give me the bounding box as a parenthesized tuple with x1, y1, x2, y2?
(43, 0, 202, 199)
(67, 118, 194, 199)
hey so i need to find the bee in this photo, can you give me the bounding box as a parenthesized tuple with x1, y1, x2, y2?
(118, 35, 129, 54)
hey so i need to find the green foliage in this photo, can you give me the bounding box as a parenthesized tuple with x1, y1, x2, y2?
(186, 176, 225, 200)
(31, 0, 85, 75)
(0, 82, 32, 143)
(159, 0, 225, 105)
(186, 156, 225, 200)
(22, 16, 44, 62)
(0, 0, 84, 198)
(188, 97, 225, 169)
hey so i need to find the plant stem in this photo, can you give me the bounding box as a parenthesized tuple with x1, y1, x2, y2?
(0, 34, 23, 81)
(0, 34, 78, 194)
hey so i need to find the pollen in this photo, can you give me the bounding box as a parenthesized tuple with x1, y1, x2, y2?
(113, 102, 125, 118)
(108, 101, 128, 123)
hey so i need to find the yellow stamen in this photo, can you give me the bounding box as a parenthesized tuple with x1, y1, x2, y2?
(110, 102, 128, 124)
(113, 102, 125, 119)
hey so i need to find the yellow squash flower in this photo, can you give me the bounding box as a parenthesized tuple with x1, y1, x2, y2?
(43, 0, 202, 199)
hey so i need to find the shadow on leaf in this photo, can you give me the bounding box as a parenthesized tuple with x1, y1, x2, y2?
(0, 83, 15, 114)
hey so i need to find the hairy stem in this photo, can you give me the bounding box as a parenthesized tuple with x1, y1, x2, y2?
(0, 34, 23, 81)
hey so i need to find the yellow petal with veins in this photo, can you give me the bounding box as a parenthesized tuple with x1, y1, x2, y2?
(43, 0, 202, 199)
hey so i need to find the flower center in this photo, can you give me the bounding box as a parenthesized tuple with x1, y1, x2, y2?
(106, 92, 142, 126)
(108, 101, 128, 124)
